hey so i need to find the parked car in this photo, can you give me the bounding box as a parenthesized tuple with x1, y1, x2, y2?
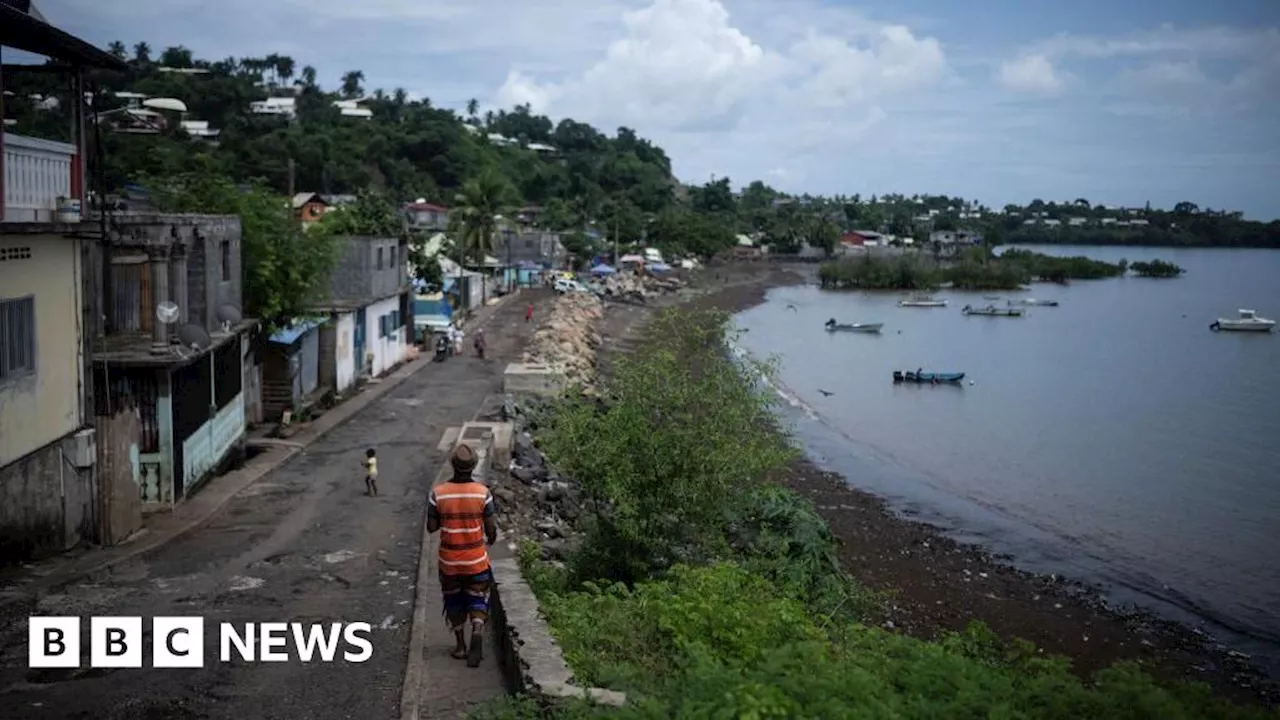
(554, 278, 589, 294)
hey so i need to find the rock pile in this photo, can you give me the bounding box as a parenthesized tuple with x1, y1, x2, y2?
(595, 272, 684, 304)
(523, 291, 604, 390)
(486, 396, 586, 561)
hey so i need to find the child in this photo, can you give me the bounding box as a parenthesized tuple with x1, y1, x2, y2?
(364, 448, 378, 496)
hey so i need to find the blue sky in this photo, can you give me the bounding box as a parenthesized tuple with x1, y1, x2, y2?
(25, 0, 1280, 219)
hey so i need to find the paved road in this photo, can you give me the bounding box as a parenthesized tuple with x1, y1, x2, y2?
(0, 294, 546, 720)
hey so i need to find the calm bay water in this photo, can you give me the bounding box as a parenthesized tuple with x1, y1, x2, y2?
(733, 245, 1280, 673)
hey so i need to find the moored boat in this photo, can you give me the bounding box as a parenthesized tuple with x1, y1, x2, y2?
(893, 370, 965, 384)
(962, 304, 1024, 317)
(1009, 298, 1058, 307)
(825, 318, 883, 333)
(899, 293, 947, 308)
(1210, 309, 1275, 332)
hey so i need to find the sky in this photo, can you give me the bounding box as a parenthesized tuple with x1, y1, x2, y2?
(23, 0, 1280, 219)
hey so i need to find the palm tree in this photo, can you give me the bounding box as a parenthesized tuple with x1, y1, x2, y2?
(466, 98, 479, 120)
(449, 172, 519, 304)
(108, 41, 126, 59)
(133, 42, 151, 64)
(340, 70, 365, 99)
(298, 65, 317, 88)
(277, 56, 295, 85)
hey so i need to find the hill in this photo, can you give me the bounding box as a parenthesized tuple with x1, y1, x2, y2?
(5, 43, 1275, 254)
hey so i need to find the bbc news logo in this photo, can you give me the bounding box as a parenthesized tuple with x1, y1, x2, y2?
(29, 617, 373, 668)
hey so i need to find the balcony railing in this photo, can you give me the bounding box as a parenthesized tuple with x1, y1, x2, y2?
(2, 132, 77, 223)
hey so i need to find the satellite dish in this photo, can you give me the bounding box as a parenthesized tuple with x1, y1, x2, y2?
(143, 97, 188, 112)
(216, 304, 242, 331)
(176, 323, 212, 350)
(156, 301, 181, 324)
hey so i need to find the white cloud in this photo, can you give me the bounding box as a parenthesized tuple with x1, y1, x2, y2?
(495, 0, 949, 175)
(998, 54, 1066, 94)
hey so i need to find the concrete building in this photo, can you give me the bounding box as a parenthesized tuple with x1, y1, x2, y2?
(92, 213, 255, 519)
(312, 235, 411, 396)
(0, 7, 127, 560)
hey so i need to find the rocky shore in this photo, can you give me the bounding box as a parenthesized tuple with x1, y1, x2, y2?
(492, 263, 1276, 708)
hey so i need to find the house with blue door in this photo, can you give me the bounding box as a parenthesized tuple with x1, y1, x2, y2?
(316, 235, 411, 395)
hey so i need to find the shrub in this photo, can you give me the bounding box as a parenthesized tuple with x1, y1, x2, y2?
(538, 308, 795, 585)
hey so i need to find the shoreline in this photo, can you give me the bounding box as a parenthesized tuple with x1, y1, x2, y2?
(598, 262, 1275, 707)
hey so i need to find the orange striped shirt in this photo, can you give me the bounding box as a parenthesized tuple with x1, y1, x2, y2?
(428, 481, 495, 575)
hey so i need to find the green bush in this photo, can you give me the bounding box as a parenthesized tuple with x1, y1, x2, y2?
(537, 308, 795, 586)
(526, 565, 1274, 720)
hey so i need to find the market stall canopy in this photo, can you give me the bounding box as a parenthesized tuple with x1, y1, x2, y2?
(590, 264, 617, 275)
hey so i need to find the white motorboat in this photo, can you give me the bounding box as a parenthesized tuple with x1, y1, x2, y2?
(1210, 309, 1275, 333)
(825, 319, 883, 333)
(898, 294, 947, 308)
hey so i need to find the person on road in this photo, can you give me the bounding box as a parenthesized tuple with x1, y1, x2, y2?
(473, 328, 486, 359)
(525, 303, 534, 323)
(363, 448, 378, 496)
(427, 444, 498, 667)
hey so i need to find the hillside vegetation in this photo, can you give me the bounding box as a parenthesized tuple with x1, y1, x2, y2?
(6, 42, 1272, 266)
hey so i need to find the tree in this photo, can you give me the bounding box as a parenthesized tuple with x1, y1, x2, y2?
(276, 56, 295, 85)
(466, 98, 479, 121)
(312, 191, 404, 237)
(133, 42, 151, 64)
(108, 41, 126, 59)
(145, 160, 341, 329)
(159, 46, 193, 68)
(449, 171, 519, 265)
(340, 70, 365, 99)
(299, 65, 317, 88)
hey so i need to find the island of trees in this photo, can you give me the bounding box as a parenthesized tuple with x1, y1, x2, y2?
(818, 248, 1186, 292)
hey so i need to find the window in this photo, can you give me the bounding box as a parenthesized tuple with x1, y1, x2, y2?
(390, 310, 400, 332)
(376, 246, 384, 270)
(220, 240, 231, 282)
(379, 314, 389, 338)
(389, 246, 397, 271)
(0, 296, 36, 383)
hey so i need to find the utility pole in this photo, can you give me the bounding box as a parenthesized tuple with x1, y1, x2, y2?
(287, 157, 295, 197)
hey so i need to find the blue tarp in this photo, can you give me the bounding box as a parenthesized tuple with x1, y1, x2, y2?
(269, 318, 324, 345)
(648, 262, 672, 273)
(590, 264, 617, 275)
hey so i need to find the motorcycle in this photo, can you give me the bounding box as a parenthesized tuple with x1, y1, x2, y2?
(433, 334, 450, 362)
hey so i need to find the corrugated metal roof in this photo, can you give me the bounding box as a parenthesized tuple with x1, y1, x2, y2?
(269, 318, 324, 345)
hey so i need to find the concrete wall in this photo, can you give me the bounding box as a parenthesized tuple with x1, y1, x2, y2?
(0, 233, 84, 467)
(329, 236, 408, 303)
(0, 437, 96, 562)
(334, 312, 356, 392)
(108, 212, 243, 333)
(362, 295, 405, 378)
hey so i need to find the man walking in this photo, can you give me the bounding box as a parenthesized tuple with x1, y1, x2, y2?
(427, 444, 498, 666)
(525, 303, 534, 323)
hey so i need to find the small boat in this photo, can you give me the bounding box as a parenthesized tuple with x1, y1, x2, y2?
(982, 295, 1002, 301)
(893, 370, 965, 384)
(1009, 298, 1059, 307)
(899, 294, 947, 308)
(1210, 309, 1275, 333)
(962, 304, 1024, 317)
(825, 318, 883, 333)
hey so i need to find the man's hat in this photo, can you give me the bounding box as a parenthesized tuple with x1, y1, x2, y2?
(451, 443, 478, 473)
